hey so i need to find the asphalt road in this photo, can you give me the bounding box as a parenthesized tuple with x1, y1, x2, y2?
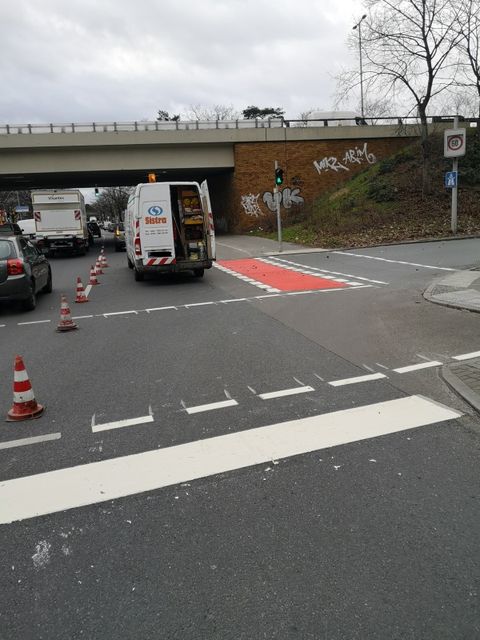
(0, 234, 479, 639)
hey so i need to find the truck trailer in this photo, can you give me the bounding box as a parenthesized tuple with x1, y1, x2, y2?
(31, 189, 90, 256)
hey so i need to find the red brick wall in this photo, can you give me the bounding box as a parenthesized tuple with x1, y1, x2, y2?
(231, 137, 414, 232)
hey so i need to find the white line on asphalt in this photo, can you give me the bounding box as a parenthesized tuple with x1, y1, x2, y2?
(103, 310, 138, 317)
(85, 284, 92, 298)
(146, 306, 177, 312)
(332, 251, 456, 272)
(185, 302, 216, 308)
(452, 351, 480, 361)
(220, 298, 247, 303)
(313, 373, 325, 382)
(0, 396, 461, 524)
(362, 364, 375, 372)
(375, 363, 389, 370)
(17, 319, 51, 326)
(247, 386, 257, 394)
(416, 353, 435, 362)
(393, 361, 443, 373)
(0, 432, 61, 450)
(258, 385, 315, 400)
(92, 415, 154, 433)
(72, 315, 94, 320)
(269, 256, 389, 285)
(185, 399, 239, 414)
(328, 373, 388, 387)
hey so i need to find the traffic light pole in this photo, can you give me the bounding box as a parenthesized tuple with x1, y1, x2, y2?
(274, 160, 282, 252)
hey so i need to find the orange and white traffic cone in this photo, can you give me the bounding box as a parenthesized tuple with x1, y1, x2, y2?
(75, 276, 88, 303)
(101, 251, 109, 268)
(7, 355, 44, 421)
(95, 258, 104, 275)
(56, 295, 78, 332)
(89, 265, 99, 285)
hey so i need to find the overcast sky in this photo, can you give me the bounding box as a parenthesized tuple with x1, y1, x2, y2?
(1, 0, 365, 125)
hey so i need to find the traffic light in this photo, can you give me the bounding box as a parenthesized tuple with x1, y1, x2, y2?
(148, 173, 157, 183)
(275, 167, 284, 185)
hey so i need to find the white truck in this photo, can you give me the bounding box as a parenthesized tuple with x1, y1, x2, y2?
(125, 181, 215, 281)
(31, 189, 90, 256)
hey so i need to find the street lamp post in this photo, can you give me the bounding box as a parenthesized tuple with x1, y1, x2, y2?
(353, 14, 367, 120)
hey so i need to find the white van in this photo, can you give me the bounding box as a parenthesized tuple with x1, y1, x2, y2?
(125, 181, 215, 281)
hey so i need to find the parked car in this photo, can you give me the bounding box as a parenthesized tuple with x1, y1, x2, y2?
(87, 221, 102, 238)
(0, 235, 52, 310)
(0, 223, 22, 236)
(114, 222, 126, 251)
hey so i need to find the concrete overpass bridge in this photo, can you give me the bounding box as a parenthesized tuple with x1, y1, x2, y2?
(0, 117, 453, 231)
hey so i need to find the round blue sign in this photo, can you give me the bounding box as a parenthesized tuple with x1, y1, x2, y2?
(148, 205, 163, 216)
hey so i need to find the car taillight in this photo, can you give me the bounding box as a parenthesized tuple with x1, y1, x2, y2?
(134, 236, 141, 256)
(7, 259, 24, 276)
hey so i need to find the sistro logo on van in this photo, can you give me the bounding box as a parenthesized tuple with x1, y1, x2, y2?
(146, 205, 167, 225)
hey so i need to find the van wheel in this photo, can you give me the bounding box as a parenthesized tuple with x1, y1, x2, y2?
(134, 268, 144, 281)
(127, 256, 134, 269)
(193, 268, 204, 278)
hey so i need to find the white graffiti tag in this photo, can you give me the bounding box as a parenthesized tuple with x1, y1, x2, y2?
(314, 143, 377, 174)
(263, 188, 305, 212)
(241, 193, 262, 217)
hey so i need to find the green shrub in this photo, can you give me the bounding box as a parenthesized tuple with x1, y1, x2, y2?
(367, 180, 396, 202)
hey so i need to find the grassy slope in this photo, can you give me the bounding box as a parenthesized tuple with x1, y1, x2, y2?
(252, 131, 480, 248)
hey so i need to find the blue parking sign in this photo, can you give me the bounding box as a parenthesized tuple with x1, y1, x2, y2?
(445, 171, 458, 188)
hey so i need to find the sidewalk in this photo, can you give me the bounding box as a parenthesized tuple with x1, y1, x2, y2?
(424, 269, 480, 413)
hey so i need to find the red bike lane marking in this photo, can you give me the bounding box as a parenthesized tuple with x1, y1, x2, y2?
(217, 259, 349, 292)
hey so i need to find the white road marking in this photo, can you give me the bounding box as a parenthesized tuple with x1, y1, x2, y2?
(85, 284, 92, 298)
(452, 351, 480, 361)
(17, 320, 51, 326)
(269, 256, 389, 285)
(328, 373, 388, 387)
(258, 385, 315, 400)
(375, 363, 389, 370)
(247, 386, 257, 395)
(362, 364, 375, 372)
(185, 399, 239, 414)
(0, 433, 61, 450)
(393, 361, 443, 373)
(220, 298, 247, 303)
(0, 396, 461, 524)
(146, 306, 177, 312)
(103, 310, 138, 317)
(332, 251, 456, 272)
(92, 415, 154, 433)
(185, 302, 216, 308)
(71, 315, 94, 320)
(313, 373, 325, 382)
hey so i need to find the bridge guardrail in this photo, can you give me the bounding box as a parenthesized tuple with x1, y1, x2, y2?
(0, 116, 476, 135)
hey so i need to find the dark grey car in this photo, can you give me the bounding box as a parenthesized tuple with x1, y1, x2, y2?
(0, 235, 52, 310)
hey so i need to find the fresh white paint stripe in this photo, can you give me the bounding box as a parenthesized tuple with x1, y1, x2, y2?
(17, 319, 51, 326)
(332, 251, 456, 272)
(146, 306, 177, 312)
(103, 310, 138, 317)
(452, 351, 480, 361)
(220, 298, 247, 303)
(0, 432, 61, 451)
(328, 372, 387, 387)
(72, 314, 94, 320)
(258, 385, 314, 400)
(85, 284, 92, 298)
(92, 415, 154, 433)
(185, 399, 238, 415)
(0, 396, 461, 524)
(393, 361, 443, 373)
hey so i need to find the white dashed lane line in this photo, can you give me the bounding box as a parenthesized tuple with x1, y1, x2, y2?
(184, 399, 239, 414)
(92, 414, 154, 433)
(393, 361, 443, 374)
(332, 251, 457, 272)
(0, 433, 61, 450)
(328, 373, 388, 387)
(268, 256, 389, 285)
(453, 350, 480, 361)
(257, 385, 315, 400)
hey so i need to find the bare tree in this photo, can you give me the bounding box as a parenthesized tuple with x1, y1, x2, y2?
(455, 0, 480, 117)
(344, 0, 463, 194)
(91, 187, 133, 222)
(185, 104, 241, 121)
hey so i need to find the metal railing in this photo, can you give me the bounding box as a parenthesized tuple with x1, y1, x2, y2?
(0, 115, 476, 135)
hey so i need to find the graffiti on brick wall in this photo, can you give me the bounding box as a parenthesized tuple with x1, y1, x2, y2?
(262, 187, 305, 212)
(313, 142, 377, 174)
(241, 193, 262, 217)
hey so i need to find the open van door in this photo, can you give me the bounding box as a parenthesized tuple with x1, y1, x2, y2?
(200, 180, 215, 260)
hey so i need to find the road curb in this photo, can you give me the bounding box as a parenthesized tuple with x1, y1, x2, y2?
(423, 275, 480, 314)
(442, 365, 480, 414)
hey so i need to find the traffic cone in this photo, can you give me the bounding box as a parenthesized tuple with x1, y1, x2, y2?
(56, 295, 78, 332)
(75, 277, 88, 303)
(89, 265, 99, 285)
(101, 251, 109, 268)
(7, 356, 44, 421)
(95, 258, 104, 275)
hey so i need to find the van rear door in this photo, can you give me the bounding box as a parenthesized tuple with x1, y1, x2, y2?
(200, 180, 215, 260)
(139, 184, 175, 264)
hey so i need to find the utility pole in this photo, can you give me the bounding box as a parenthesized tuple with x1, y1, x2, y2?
(451, 115, 459, 234)
(353, 14, 367, 120)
